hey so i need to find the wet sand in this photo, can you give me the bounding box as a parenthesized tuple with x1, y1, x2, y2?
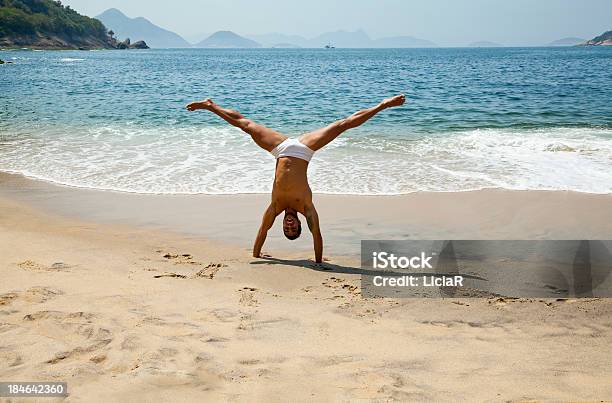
(2, 172, 612, 255)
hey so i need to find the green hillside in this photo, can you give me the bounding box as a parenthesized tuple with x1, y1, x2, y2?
(0, 0, 112, 48)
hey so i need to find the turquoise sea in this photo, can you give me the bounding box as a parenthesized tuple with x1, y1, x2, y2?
(1, 47, 611, 194)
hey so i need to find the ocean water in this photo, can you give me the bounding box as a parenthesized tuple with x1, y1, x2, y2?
(1, 47, 611, 194)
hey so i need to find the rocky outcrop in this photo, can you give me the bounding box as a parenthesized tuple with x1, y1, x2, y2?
(109, 37, 149, 50)
(117, 38, 130, 49)
(579, 30, 612, 46)
(130, 40, 149, 49)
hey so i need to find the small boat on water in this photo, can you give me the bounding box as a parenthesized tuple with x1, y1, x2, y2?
(324, 44, 335, 49)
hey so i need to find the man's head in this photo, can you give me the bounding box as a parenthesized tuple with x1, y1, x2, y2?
(283, 210, 302, 240)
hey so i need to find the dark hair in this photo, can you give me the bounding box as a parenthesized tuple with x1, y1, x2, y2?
(284, 216, 302, 240)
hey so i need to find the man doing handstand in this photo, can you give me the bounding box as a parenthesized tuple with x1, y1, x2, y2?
(186, 94, 406, 263)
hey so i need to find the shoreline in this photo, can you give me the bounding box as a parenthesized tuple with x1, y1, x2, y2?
(3, 167, 612, 197)
(2, 171, 612, 257)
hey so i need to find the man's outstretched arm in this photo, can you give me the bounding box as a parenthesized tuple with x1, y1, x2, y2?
(253, 204, 279, 258)
(305, 205, 323, 264)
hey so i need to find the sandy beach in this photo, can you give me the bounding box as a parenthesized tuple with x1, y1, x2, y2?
(1, 172, 611, 401)
(2, 1, 612, 400)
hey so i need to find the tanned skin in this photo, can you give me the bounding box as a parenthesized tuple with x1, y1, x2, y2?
(186, 94, 405, 264)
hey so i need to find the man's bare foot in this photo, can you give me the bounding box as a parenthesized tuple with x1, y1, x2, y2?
(381, 94, 406, 108)
(186, 98, 214, 111)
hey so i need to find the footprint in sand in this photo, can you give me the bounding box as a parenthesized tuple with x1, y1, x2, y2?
(322, 277, 360, 296)
(0, 287, 63, 306)
(90, 354, 107, 364)
(322, 277, 344, 287)
(21, 311, 113, 365)
(120, 335, 140, 351)
(17, 260, 71, 272)
(0, 292, 19, 306)
(23, 287, 64, 303)
(238, 287, 259, 307)
(162, 252, 199, 265)
(155, 251, 228, 279)
(195, 263, 227, 279)
(237, 312, 255, 331)
(153, 262, 227, 280)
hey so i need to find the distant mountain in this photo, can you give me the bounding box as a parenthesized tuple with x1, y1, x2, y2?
(309, 29, 371, 48)
(200, 29, 434, 49)
(298, 29, 435, 48)
(579, 30, 612, 46)
(374, 35, 436, 48)
(96, 8, 190, 48)
(0, 0, 111, 49)
(195, 31, 261, 48)
(247, 33, 310, 48)
(468, 41, 503, 47)
(547, 37, 586, 46)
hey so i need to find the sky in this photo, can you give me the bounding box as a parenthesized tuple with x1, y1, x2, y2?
(62, 0, 612, 46)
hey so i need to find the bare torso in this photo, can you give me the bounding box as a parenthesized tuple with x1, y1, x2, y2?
(271, 156, 312, 214)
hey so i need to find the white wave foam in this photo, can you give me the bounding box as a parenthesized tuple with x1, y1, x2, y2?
(59, 58, 85, 62)
(0, 125, 611, 195)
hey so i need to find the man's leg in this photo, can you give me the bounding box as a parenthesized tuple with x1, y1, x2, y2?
(187, 99, 287, 152)
(299, 94, 405, 151)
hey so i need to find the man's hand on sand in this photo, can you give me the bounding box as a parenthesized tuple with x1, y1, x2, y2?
(381, 94, 406, 108)
(308, 257, 331, 270)
(186, 99, 214, 112)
